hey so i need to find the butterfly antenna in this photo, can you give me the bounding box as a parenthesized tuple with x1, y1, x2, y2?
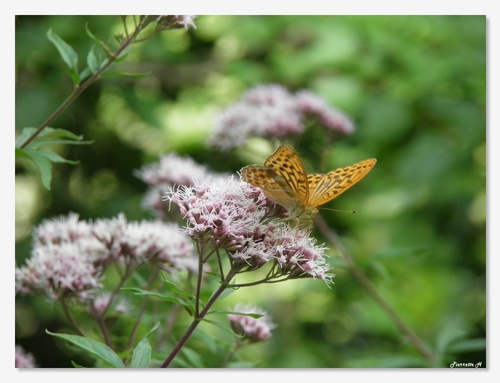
(319, 207, 356, 214)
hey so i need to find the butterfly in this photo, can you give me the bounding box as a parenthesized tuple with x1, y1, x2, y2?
(240, 145, 376, 224)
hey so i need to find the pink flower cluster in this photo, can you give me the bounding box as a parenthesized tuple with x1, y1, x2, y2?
(136, 153, 226, 219)
(209, 84, 355, 150)
(228, 304, 276, 343)
(16, 213, 195, 301)
(168, 177, 333, 284)
(156, 15, 197, 30)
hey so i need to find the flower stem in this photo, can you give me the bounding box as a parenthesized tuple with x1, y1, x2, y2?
(313, 214, 437, 364)
(59, 298, 84, 336)
(160, 269, 237, 368)
(19, 17, 147, 149)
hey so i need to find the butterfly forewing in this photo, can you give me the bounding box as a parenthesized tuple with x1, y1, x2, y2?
(262, 145, 309, 207)
(307, 158, 377, 208)
(241, 165, 301, 208)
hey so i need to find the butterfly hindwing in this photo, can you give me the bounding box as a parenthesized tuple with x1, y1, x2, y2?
(307, 158, 377, 207)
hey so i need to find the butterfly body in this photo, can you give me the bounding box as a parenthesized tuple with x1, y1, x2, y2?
(241, 145, 376, 224)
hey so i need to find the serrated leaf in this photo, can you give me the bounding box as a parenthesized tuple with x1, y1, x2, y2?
(34, 149, 79, 165)
(47, 29, 79, 74)
(46, 330, 125, 368)
(17, 147, 81, 189)
(17, 148, 53, 189)
(161, 274, 197, 301)
(130, 322, 160, 368)
(16, 127, 91, 148)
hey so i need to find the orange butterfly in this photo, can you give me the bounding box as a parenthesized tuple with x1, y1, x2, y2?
(241, 145, 376, 223)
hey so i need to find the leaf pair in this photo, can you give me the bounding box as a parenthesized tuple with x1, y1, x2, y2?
(16, 127, 92, 189)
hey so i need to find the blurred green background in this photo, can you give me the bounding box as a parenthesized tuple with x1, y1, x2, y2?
(15, 16, 486, 368)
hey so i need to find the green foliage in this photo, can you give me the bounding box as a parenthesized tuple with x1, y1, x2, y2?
(130, 322, 160, 368)
(122, 284, 197, 316)
(16, 127, 91, 189)
(16, 16, 485, 368)
(46, 330, 125, 368)
(47, 29, 80, 85)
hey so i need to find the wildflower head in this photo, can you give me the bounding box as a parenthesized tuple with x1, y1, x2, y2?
(16, 213, 196, 301)
(295, 90, 355, 134)
(228, 304, 276, 343)
(155, 15, 197, 30)
(168, 176, 285, 249)
(15, 241, 105, 301)
(118, 220, 196, 271)
(168, 177, 333, 284)
(209, 84, 355, 150)
(136, 153, 225, 219)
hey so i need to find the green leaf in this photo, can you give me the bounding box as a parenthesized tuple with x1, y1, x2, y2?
(161, 275, 197, 302)
(17, 146, 81, 190)
(79, 67, 93, 83)
(15, 128, 35, 148)
(47, 29, 79, 75)
(17, 148, 53, 189)
(87, 46, 99, 73)
(130, 322, 160, 368)
(46, 330, 125, 368)
(34, 149, 79, 165)
(28, 139, 93, 147)
(208, 310, 263, 319)
(200, 318, 234, 335)
(16, 127, 91, 189)
(85, 23, 112, 58)
(130, 338, 152, 368)
(16, 127, 91, 148)
(121, 287, 195, 314)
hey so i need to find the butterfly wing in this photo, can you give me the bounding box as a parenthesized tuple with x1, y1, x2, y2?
(241, 145, 309, 209)
(263, 145, 309, 206)
(240, 165, 301, 208)
(307, 158, 377, 208)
